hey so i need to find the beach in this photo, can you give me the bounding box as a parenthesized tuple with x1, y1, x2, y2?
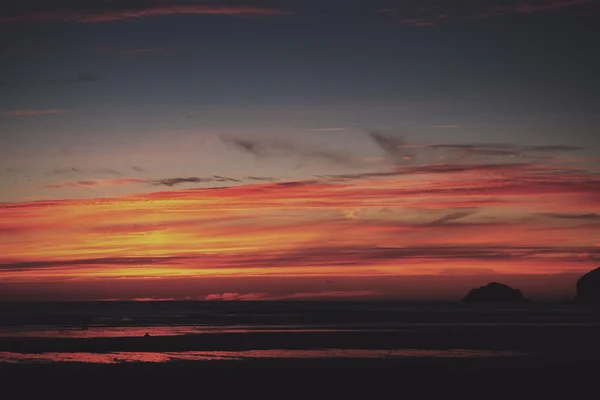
(1, 301, 599, 397)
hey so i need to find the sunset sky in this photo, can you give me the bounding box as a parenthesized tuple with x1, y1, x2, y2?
(1, 0, 599, 301)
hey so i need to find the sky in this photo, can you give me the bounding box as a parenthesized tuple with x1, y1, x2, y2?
(0, 0, 599, 301)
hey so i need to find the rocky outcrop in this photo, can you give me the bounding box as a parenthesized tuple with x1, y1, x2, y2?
(462, 282, 528, 303)
(574, 267, 600, 304)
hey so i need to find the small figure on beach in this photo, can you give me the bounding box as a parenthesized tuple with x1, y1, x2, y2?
(144, 332, 151, 337)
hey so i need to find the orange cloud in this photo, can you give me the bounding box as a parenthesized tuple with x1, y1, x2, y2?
(1, 160, 598, 288)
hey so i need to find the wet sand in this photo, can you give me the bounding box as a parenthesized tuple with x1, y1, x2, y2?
(2, 302, 600, 398)
(2, 356, 600, 398)
(2, 325, 600, 353)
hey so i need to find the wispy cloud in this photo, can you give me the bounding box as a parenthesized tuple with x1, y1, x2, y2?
(537, 212, 600, 220)
(378, 0, 598, 27)
(494, 0, 596, 14)
(204, 292, 268, 301)
(46, 167, 122, 176)
(2, 135, 598, 284)
(310, 127, 347, 132)
(430, 125, 460, 129)
(1, 2, 291, 23)
(221, 135, 357, 167)
(152, 176, 240, 187)
(3, 109, 72, 116)
(204, 290, 380, 301)
(47, 167, 83, 176)
(46, 178, 145, 189)
(368, 131, 414, 165)
(45, 175, 242, 189)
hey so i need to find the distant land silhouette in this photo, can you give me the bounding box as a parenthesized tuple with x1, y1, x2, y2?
(462, 282, 528, 303)
(574, 266, 600, 304)
(462, 267, 600, 303)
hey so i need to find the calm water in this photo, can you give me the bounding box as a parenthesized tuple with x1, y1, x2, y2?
(1, 301, 598, 364)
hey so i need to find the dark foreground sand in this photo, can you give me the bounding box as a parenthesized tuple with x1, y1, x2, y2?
(2, 356, 600, 399)
(2, 326, 600, 399)
(2, 324, 600, 352)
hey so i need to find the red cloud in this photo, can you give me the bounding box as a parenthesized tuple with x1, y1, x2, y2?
(2, 4, 291, 23)
(3, 109, 72, 116)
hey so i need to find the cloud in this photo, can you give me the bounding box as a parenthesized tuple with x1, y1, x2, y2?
(96, 168, 122, 176)
(45, 175, 241, 188)
(367, 131, 414, 165)
(3, 244, 598, 276)
(427, 211, 476, 226)
(523, 145, 583, 152)
(151, 176, 240, 187)
(438, 268, 497, 275)
(245, 176, 277, 181)
(221, 135, 357, 167)
(377, 0, 598, 27)
(1, 2, 291, 23)
(47, 167, 83, 175)
(310, 127, 347, 132)
(3, 109, 72, 116)
(0, 256, 190, 271)
(131, 297, 176, 301)
(46, 178, 146, 188)
(204, 291, 380, 301)
(537, 212, 600, 220)
(131, 166, 146, 172)
(426, 143, 582, 160)
(46, 168, 122, 176)
(497, 0, 597, 14)
(430, 125, 460, 129)
(323, 162, 533, 181)
(268, 290, 380, 300)
(205, 292, 268, 301)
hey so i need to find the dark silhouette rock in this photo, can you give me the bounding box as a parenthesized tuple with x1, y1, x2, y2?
(574, 267, 600, 304)
(462, 282, 528, 303)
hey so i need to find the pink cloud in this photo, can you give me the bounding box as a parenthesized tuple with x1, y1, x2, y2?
(3, 109, 73, 116)
(204, 291, 380, 301)
(2, 4, 291, 23)
(131, 297, 177, 301)
(269, 291, 381, 300)
(205, 292, 268, 301)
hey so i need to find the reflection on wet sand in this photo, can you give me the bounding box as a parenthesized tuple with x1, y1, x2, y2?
(2, 322, 598, 339)
(0, 349, 526, 364)
(0, 326, 385, 339)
